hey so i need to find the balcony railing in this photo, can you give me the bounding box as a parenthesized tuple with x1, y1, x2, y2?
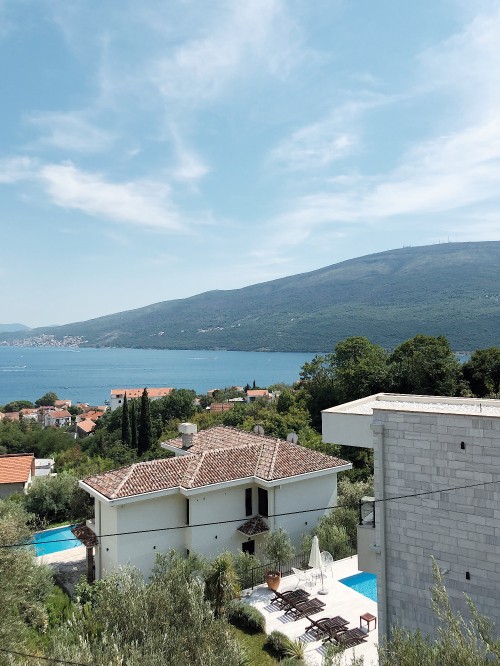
(358, 496, 375, 528)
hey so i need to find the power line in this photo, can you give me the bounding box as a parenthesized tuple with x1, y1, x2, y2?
(0, 647, 89, 666)
(2, 476, 500, 550)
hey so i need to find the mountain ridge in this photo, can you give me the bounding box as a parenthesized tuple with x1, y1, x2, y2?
(3, 241, 500, 352)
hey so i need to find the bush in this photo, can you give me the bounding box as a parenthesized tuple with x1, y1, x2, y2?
(265, 630, 291, 657)
(227, 600, 266, 633)
(231, 551, 261, 590)
(46, 585, 73, 627)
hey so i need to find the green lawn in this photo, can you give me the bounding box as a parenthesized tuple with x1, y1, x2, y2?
(232, 627, 278, 665)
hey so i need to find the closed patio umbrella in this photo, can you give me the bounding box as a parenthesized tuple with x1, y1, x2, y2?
(308, 535, 327, 595)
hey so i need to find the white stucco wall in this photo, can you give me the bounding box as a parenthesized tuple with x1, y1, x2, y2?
(0, 482, 25, 498)
(97, 501, 118, 578)
(274, 473, 338, 550)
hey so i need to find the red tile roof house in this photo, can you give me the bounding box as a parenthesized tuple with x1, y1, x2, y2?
(44, 409, 72, 428)
(110, 388, 174, 411)
(245, 389, 271, 402)
(80, 425, 351, 580)
(0, 453, 35, 498)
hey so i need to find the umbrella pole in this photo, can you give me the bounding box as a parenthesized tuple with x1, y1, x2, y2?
(318, 565, 328, 595)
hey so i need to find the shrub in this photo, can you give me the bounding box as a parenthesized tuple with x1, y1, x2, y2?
(227, 600, 266, 633)
(263, 528, 295, 572)
(231, 551, 261, 590)
(46, 585, 73, 627)
(265, 630, 291, 657)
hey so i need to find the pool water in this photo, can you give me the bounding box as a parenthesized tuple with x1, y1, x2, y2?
(33, 525, 83, 556)
(339, 572, 377, 602)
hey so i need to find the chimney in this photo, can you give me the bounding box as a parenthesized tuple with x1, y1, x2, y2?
(179, 422, 197, 450)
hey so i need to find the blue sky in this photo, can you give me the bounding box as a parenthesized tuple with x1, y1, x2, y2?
(1, 0, 499, 327)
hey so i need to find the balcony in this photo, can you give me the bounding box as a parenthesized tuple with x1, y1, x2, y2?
(357, 497, 379, 575)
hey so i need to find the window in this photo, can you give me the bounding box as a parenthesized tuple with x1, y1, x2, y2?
(258, 488, 268, 517)
(186, 498, 190, 525)
(245, 488, 253, 516)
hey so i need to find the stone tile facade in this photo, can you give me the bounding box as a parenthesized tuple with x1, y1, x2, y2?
(374, 409, 500, 637)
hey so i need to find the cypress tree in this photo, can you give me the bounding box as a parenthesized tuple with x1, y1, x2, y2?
(130, 401, 138, 452)
(138, 388, 153, 455)
(121, 393, 131, 446)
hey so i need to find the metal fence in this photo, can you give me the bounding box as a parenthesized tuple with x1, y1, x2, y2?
(249, 553, 310, 589)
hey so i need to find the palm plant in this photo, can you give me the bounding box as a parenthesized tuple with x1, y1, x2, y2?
(204, 552, 240, 618)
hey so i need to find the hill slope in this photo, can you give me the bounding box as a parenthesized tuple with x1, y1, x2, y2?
(4, 242, 500, 351)
(0, 323, 30, 333)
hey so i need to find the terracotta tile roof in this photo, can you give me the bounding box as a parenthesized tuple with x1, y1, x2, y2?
(246, 390, 269, 397)
(84, 411, 104, 421)
(111, 388, 173, 399)
(77, 419, 96, 433)
(47, 410, 71, 419)
(0, 453, 34, 484)
(82, 426, 350, 500)
(4, 412, 20, 421)
(55, 400, 71, 407)
(237, 515, 270, 536)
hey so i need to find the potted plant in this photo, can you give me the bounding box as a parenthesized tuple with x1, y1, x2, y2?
(263, 528, 295, 591)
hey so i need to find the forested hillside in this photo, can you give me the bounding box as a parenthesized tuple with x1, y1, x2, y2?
(4, 242, 500, 351)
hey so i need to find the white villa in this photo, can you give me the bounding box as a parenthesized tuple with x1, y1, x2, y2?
(322, 393, 500, 641)
(80, 425, 351, 580)
(110, 388, 173, 411)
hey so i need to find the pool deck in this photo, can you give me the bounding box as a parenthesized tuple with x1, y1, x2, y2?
(37, 545, 87, 596)
(245, 555, 379, 666)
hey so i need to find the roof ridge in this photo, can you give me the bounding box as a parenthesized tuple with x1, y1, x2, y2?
(111, 463, 138, 499)
(181, 451, 205, 488)
(267, 439, 281, 478)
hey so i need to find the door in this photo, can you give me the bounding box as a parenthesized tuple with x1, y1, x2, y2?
(242, 540, 255, 555)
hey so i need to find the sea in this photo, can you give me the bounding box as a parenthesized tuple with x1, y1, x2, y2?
(0, 347, 317, 406)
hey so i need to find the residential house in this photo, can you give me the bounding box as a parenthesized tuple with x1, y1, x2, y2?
(208, 403, 233, 412)
(20, 408, 39, 422)
(76, 419, 96, 438)
(245, 389, 270, 402)
(44, 409, 72, 428)
(110, 388, 173, 411)
(3, 411, 20, 422)
(35, 458, 55, 477)
(54, 399, 72, 408)
(80, 424, 351, 580)
(322, 393, 500, 641)
(0, 453, 35, 497)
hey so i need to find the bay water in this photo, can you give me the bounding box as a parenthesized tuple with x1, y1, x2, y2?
(0, 347, 316, 406)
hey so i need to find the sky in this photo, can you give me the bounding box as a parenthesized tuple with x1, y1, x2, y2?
(1, 0, 500, 327)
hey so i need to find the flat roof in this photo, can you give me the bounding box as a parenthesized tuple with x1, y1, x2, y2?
(323, 393, 500, 418)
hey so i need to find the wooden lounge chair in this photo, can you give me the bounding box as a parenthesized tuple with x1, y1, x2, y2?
(285, 597, 325, 620)
(270, 589, 309, 609)
(304, 616, 349, 639)
(326, 627, 368, 649)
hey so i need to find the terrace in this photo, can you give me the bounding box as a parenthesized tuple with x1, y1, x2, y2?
(245, 555, 378, 665)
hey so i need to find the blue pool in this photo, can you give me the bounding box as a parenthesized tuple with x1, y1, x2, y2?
(339, 572, 377, 602)
(33, 525, 83, 556)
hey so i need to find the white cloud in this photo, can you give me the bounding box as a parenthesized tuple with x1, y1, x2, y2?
(268, 94, 394, 171)
(27, 111, 116, 153)
(170, 129, 209, 182)
(0, 157, 37, 183)
(38, 163, 183, 231)
(151, 0, 301, 105)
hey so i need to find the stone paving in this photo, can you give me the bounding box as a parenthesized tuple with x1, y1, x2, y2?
(245, 555, 379, 666)
(37, 545, 87, 596)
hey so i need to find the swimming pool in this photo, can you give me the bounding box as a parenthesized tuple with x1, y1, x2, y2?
(33, 525, 83, 556)
(339, 572, 377, 602)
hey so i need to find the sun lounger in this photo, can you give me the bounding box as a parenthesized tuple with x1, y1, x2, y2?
(304, 616, 349, 639)
(326, 627, 368, 649)
(285, 597, 325, 620)
(270, 589, 309, 609)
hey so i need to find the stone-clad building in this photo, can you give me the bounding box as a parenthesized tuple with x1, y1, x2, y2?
(322, 393, 500, 640)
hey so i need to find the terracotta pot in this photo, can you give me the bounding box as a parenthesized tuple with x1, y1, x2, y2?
(265, 570, 281, 591)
